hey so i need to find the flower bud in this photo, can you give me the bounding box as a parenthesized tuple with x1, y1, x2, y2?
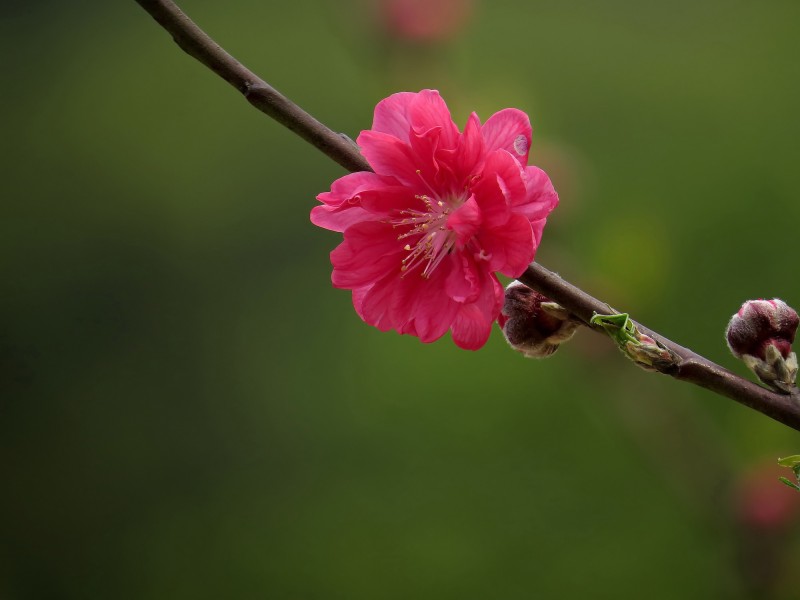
(623, 332, 679, 373)
(726, 299, 799, 392)
(498, 282, 579, 358)
(590, 312, 679, 373)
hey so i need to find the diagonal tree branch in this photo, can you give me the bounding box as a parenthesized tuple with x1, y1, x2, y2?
(134, 0, 800, 432)
(517, 264, 800, 430)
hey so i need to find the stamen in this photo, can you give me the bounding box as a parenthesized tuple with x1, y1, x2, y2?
(391, 191, 469, 277)
(415, 169, 439, 198)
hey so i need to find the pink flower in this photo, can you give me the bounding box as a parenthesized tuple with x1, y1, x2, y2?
(311, 90, 558, 350)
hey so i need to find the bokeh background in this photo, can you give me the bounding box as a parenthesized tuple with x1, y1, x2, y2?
(2, 0, 800, 598)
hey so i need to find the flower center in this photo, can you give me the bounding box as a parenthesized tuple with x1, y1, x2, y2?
(393, 193, 463, 278)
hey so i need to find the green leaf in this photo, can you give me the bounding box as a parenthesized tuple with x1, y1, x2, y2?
(778, 456, 800, 491)
(779, 477, 800, 492)
(777, 455, 800, 468)
(589, 313, 638, 346)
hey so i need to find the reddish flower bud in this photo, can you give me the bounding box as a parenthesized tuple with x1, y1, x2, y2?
(726, 299, 799, 392)
(499, 282, 579, 358)
(727, 299, 798, 361)
(624, 332, 679, 373)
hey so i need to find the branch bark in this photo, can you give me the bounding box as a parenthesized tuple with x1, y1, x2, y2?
(517, 264, 800, 430)
(134, 0, 800, 432)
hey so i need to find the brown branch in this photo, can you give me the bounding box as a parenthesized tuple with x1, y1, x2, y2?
(518, 264, 800, 430)
(134, 0, 800, 432)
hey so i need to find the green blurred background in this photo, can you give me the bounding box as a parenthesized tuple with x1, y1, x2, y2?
(2, 0, 800, 598)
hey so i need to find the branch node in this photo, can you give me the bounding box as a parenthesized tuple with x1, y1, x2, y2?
(242, 80, 263, 98)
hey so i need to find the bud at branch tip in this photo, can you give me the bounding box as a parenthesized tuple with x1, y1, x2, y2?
(726, 299, 799, 393)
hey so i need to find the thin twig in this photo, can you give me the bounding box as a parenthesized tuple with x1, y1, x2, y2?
(134, 0, 800, 432)
(517, 265, 800, 430)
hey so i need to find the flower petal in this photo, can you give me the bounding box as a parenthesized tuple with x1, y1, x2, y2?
(450, 273, 503, 350)
(409, 90, 460, 149)
(445, 252, 480, 304)
(352, 284, 371, 321)
(357, 186, 420, 215)
(371, 268, 427, 333)
(484, 150, 527, 204)
(470, 169, 512, 230)
(358, 272, 403, 332)
(410, 268, 460, 342)
(437, 111, 485, 188)
(446, 194, 481, 246)
(455, 112, 485, 179)
(353, 282, 400, 334)
(310, 204, 373, 232)
(478, 212, 535, 277)
(408, 125, 454, 195)
(312, 171, 407, 232)
(482, 108, 532, 165)
(358, 267, 456, 343)
(330, 221, 403, 288)
(514, 166, 559, 221)
(326, 171, 399, 201)
(469, 150, 533, 231)
(530, 217, 548, 248)
(372, 92, 417, 142)
(358, 130, 422, 187)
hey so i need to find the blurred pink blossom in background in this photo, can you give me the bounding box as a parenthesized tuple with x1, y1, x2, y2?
(378, 0, 474, 41)
(735, 462, 799, 530)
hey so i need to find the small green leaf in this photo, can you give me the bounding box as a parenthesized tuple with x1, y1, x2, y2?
(590, 312, 638, 346)
(777, 455, 800, 468)
(590, 312, 679, 373)
(778, 456, 800, 491)
(779, 477, 800, 492)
